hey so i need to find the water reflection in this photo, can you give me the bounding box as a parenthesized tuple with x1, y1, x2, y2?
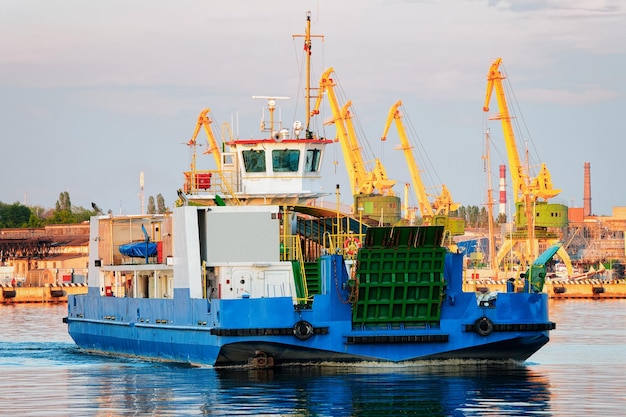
(215, 363, 551, 417)
(37, 360, 549, 416)
(1, 304, 553, 416)
(3, 301, 626, 416)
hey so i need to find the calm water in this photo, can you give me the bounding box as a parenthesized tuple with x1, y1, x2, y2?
(0, 300, 624, 416)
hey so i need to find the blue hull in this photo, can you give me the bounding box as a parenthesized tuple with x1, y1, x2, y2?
(67, 254, 553, 366)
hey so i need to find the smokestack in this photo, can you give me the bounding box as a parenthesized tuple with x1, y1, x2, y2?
(499, 164, 506, 216)
(583, 162, 591, 216)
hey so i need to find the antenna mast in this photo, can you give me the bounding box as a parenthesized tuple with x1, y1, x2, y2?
(484, 130, 498, 278)
(293, 10, 324, 138)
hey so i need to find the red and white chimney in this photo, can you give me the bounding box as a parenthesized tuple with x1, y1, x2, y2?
(499, 164, 506, 216)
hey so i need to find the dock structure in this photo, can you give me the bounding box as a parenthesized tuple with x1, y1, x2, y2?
(462, 279, 626, 300)
(0, 224, 90, 302)
(1, 283, 87, 303)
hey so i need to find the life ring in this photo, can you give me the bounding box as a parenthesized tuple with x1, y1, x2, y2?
(293, 320, 315, 341)
(344, 237, 361, 256)
(474, 317, 494, 337)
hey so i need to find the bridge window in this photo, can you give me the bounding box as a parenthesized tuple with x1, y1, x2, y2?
(272, 149, 300, 172)
(242, 150, 266, 172)
(305, 149, 321, 172)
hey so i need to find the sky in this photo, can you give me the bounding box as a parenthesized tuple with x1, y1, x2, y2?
(1, 0, 624, 217)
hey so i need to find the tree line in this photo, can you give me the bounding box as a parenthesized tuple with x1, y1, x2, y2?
(2, 191, 499, 230)
(0, 191, 168, 228)
(453, 205, 507, 229)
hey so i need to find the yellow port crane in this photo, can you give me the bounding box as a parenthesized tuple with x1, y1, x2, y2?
(188, 108, 222, 171)
(183, 108, 225, 196)
(311, 68, 397, 197)
(311, 67, 401, 224)
(381, 100, 464, 238)
(483, 58, 572, 276)
(484, 59, 559, 205)
(341, 100, 395, 196)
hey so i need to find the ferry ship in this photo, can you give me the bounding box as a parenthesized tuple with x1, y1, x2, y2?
(64, 12, 556, 368)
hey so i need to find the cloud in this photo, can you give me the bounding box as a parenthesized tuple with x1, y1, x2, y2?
(488, 0, 623, 15)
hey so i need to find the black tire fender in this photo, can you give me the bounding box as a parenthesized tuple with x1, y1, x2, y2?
(293, 320, 315, 341)
(474, 317, 494, 337)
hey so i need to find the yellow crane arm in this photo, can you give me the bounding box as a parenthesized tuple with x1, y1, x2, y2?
(310, 67, 331, 119)
(381, 100, 432, 218)
(340, 101, 371, 194)
(189, 109, 222, 170)
(311, 68, 358, 194)
(312, 67, 396, 197)
(483, 58, 561, 203)
(483, 58, 525, 203)
(344, 101, 395, 196)
(340, 101, 393, 195)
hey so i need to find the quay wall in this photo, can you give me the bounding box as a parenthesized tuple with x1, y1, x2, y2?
(1, 284, 87, 304)
(463, 280, 626, 299)
(4, 281, 625, 302)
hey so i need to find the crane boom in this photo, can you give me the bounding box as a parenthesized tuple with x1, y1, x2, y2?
(483, 58, 526, 204)
(312, 67, 395, 197)
(381, 100, 432, 218)
(381, 101, 461, 216)
(342, 102, 395, 196)
(340, 101, 372, 194)
(189, 108, 222, 171)
(380, 100, 464, 238)
(311, 68, 358, 193)
(483, 58, 560, 203)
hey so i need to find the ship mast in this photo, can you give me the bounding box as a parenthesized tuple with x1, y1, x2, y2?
(293, 11, 323, 138)
(484, 129, 498, 278)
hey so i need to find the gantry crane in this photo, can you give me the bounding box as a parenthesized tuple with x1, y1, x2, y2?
(483, 58, 572, 275)
(381, 100, 464, 237)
